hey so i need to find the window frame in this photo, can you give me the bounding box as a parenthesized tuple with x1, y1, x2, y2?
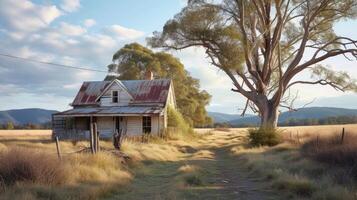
(142, 116, 151, 134)
(112, 90, 119, 103)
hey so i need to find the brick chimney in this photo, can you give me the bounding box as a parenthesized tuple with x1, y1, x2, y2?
(144, 70, 154, 80)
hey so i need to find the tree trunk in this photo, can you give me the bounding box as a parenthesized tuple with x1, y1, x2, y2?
(260, 102, 279, 129)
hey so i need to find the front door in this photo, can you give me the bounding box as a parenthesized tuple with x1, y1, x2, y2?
(115, 116, 123, 132)
(114, 116, 124, 149)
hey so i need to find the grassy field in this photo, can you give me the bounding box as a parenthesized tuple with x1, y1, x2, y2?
(0, 124, 357, 199)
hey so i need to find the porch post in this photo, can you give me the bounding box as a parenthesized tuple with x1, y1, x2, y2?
(89, 116, 95, 154)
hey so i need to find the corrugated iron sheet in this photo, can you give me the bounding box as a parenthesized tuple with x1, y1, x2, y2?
(122, 79, 171, 104)
(54, 106, 163, 117)
(72, 81, 111, 106)
(71, 79, 171, 106)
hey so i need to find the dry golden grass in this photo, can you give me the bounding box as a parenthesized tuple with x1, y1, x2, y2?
(0, 145, 132, 200)
(121, 140, 184, 163)
(282, 123, 357, 136)
(0, 132, 191, 200)
(67, 152, 132, 183)
(1, 125, 357, 199)
(231, 125, 357, 199)
(0, 147, 67, 186)
(0, 130, 52, 137)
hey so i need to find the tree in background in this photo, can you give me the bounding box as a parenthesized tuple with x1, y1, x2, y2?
(6, 122, 14, 130)
(149, 0, 357, 129)
(105, 43, 212, 127)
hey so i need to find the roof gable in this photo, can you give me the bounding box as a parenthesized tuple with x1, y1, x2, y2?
(95, 79, 134, 102)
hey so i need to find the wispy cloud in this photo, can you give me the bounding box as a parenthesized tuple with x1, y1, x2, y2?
(84, 19, 96, 28)
(0, 0, 147, 111)
(59, 22, 87, 36)
(105, 25, 145, 40)
(0, 0, 61, 33)
(61, 0, 80, 12)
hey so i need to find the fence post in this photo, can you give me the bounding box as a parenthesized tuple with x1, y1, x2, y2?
(341, 127, 345, 144)
(55, 136, 62, 160)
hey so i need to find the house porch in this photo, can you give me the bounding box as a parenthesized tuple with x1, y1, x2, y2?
(52, 114, 165, 140)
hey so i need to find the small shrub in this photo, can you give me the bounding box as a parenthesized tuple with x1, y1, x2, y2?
(184, 174, 203, 186)
(0, 148, 67, 186)
(248, 128, 282, 146)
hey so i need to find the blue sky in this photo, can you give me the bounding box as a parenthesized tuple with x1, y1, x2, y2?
(0, 0, 356, 114)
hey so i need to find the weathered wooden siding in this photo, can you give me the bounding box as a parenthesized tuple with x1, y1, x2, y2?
(126, 116, 142, 136)
(160, 114, 165, 133)
(100, 83, 132, 106)
(126, 115, 161, 136)
(151, 115, 159, 135)
(97, 117, 114, 138)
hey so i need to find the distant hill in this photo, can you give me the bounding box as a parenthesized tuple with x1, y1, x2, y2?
(0, 108, 58, 125)
(208, 112, 254, 123)
(228, 107, 357, 126)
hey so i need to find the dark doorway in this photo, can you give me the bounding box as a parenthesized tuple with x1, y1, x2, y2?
(115, 117, 124, 132)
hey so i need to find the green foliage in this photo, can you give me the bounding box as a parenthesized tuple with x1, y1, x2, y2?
(167, 106, 192, 134)
(149, 4, 244, 72)
(311, 65, 357, 92)
(6, 122, 14, 130)
(105, 43, 212, 127)
(248, 128, 282, 147)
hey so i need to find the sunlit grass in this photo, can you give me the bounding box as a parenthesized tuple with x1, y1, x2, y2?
(1, 125, 357, 199)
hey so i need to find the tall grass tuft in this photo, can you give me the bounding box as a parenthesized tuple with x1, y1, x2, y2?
(0, 148, 67, 186)
(248, 128, 282, 146)
(302, 132, 357, 178)
(68, 152, 131, 183)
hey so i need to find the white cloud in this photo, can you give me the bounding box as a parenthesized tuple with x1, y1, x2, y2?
(105, 25, 145, 40)
(84, 19, 96, 27)
(63, 83, 82, 89)
(0, 0, 61, 33)
(0, 84, 25, 96)
(59, 22, 86, 36)
(61, 0, 80, 12)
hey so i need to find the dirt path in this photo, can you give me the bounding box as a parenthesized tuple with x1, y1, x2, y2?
(106, 131, 277, 200)
(185, 131, 277, 200)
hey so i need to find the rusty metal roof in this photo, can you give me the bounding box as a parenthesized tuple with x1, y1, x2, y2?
(71, 79, 171, 106)
(122, 79, 171, 104)
(54, 106, 163, 117)
(72, 81, 111, 106)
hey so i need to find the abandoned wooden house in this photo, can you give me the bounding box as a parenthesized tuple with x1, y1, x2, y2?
(52, 72, 176, 140)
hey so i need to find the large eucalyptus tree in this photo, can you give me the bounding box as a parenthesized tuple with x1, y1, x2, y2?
(149, 0, 357, 128)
